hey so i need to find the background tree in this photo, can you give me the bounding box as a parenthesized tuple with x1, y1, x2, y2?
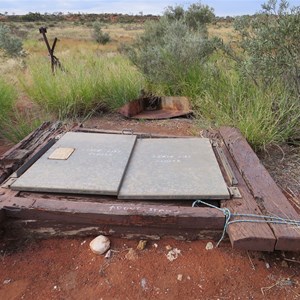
(92, 22, 111, 45)
(127, 2, 219, 94)
(0, 24, 23, 57)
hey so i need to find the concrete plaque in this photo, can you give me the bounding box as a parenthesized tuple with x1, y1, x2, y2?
(11, 132, 137, 195)
(118, 138, 230, 200)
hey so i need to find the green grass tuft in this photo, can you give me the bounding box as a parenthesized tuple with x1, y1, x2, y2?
(0, 78, 41, 143)
(185, 64, 300, 150)
(23, 53, 145, 120)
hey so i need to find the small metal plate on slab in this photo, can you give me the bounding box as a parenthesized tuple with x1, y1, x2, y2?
(11, 132, 137, 195)
(48, 147, 75, 160)
(118, 138, 230, 200)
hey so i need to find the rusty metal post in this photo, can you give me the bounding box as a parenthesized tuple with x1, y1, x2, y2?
(39, 27, 61, 74)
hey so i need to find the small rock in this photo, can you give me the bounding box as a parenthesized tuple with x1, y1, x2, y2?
(166, 245, 172, 251)
(153, 243, 158, 248)
(80, 240, 86, 246)
(125, 248, 138, 260)
(166, 248, 181, 262)
(105, 249, 112, 259)
(265, 262, 270, 269)
(281, 260, 288, 268)
(187, 276, 191, 280)
(3, 279, 11, 285)
(177, 274, 183, 281)
(140, 278, 148, 290)
(205, 242, 214, 250)
(90, 235, 110, 255)
(137, 240, 147, 250)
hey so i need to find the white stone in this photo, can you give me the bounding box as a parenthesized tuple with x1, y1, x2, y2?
(177, 274, 183, 281)
(205, 242, 214, 250)
(166, 248, 181, 261)
(89, 235, 110, 255)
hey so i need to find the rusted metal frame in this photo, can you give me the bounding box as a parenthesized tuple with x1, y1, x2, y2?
(75, 127, 195, 139)
(214, 145, 238, 186)
(15, 191, 201, 207)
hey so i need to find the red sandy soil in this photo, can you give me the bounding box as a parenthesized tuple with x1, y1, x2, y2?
(0, 115, 300, 300)
(0, 237, 300, 300)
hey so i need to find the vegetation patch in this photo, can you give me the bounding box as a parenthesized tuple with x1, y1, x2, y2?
(0, 78, 41, 143)
(23, 53, 145, 120)
(126, 0, 300, 149)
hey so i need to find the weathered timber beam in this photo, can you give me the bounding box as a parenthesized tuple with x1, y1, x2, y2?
(3, 196, 225, 231)
(0, 122, 62, 184)
(0, 122, 50, 160)
(217, 135, 276, 251)
(4, 219, 224, 241)
(220, 127, 300, 251)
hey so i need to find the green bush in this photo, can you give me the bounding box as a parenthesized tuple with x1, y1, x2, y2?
(127, 0, 299, 149)
(92, 22, 111, 45)
(0, 25, 23, 57)
(231, 0, 300, 95)
(127, 3, 219, 95)
(23, 53, 145, 120)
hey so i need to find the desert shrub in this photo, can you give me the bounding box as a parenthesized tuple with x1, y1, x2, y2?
(129, 0, 299, 148)
(23, 53, 145, 120)
(230, 0, 300, 95)
(92, 22, 111, 45)
(127, 3, 219, 94)
(0, 25, 23, 57)
(211, 0, 300, 146)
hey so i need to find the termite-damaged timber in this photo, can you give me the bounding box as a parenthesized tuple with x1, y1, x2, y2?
(1, 123, 300, 252)
(3, 220, 224, 241)
(0, 122, 63, 185)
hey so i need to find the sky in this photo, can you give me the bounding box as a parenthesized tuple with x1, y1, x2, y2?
(0, 0, 299, 17)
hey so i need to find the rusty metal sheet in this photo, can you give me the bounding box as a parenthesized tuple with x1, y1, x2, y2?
(11, 132, 137, 195)
(118, 138, 230, 200)
(119, 96, 192, 120)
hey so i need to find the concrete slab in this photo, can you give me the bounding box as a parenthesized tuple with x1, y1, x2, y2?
(118, 138, 230, 200)
(11, 132, 137, 195)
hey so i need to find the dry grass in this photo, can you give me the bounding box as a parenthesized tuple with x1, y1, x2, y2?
(22, 22, 144, 56)
(208, 22, 237, 43)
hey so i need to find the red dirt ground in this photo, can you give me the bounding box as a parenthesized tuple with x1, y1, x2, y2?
(0, 115, 300, 300)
